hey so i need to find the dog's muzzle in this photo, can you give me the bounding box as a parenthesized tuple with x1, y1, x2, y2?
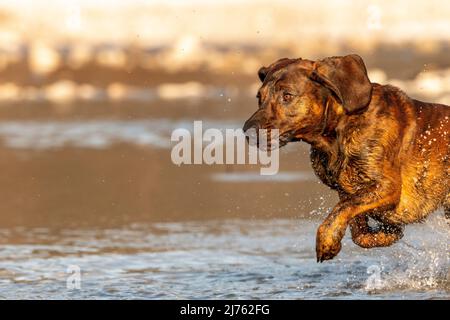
(243, 114, 262, 146)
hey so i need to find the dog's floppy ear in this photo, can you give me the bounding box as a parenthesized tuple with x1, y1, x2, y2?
(309, 54, 372, 113)
(258, 58, 300, 82)
(258, 66, 270, 82)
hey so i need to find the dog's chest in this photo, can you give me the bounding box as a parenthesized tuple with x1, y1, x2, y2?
(310, 143, 371, 194)
(309, 147, 343, 190)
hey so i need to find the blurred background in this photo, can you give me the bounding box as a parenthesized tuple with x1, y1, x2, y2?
(0, 0, 448, 299)
(0, 0, 449, 228)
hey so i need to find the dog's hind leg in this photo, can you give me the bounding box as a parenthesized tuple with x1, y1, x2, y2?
(350, 215, 403, 248)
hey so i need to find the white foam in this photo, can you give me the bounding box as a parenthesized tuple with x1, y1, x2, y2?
(0, 119, 242, 150)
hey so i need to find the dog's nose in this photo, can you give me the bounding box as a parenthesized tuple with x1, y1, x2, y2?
(243, 109, 264, 140)
(243, 118, 259, 133)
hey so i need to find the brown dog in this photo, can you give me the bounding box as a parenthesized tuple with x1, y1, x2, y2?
(243, 54, 450, 262)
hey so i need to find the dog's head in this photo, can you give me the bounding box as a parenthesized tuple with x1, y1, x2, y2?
(243, 54, 373, 147)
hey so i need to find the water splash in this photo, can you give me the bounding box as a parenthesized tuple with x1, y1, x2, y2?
(364, 213, 449, 293)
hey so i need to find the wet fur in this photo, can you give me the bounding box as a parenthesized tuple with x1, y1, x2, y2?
(243, 55, 450, 262)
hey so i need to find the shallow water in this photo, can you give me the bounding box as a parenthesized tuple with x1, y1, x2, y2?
(0, 115, 447, 300)
(0, 119, 242, 150)
(0, 215, 448, 299)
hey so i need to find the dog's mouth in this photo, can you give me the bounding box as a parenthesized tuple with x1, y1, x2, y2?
(244, 129, 295, 150)
(277, 131, 298, 148)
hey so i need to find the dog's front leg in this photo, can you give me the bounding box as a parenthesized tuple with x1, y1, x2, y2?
(316, 190, 400, 262)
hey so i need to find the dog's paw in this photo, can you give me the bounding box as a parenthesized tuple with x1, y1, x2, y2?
(316, 225, 342, 263)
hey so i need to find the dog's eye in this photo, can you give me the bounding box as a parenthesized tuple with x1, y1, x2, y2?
(282, 92, 293, 103)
